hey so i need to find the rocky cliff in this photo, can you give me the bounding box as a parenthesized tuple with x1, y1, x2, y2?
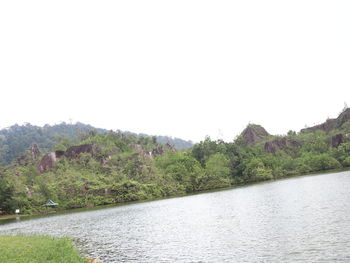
(301, 108, 350, 133)
(264, 137, 300, 153)
(240, 124, 270, 145)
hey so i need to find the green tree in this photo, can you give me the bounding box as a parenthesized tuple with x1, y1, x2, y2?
(205, 153, 230, 178)
(342, 156, 350, 167)
(243, 158, 273, 182)
(201, 153, 231, 189)
(303, 153, 341, 171)
(0, 178, 16, 214)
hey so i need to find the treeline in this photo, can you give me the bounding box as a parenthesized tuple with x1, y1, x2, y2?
(192, 132, 350, 184)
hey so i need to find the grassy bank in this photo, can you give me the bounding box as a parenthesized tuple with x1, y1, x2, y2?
(0, 235, 87, 263)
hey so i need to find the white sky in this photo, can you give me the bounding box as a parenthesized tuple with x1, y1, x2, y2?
(0, 1, 349, 142)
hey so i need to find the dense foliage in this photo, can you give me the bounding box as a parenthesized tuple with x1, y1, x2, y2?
(0, 123, 194, 165)
(0, 123, 104, 165)
(0, 130, 226, 214)
(1, 110, 350, 215)
(0, 178, 15, 214)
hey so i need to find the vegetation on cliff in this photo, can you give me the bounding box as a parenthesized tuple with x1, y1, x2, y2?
(0, 123, 194, 166)
(0, 131, 201, 214)
(1, 108, 350, 215)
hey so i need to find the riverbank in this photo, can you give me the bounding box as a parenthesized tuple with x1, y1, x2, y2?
(0, 235, 87, 263)
(0, 210, 60, 221)
(2, 167, 349, 222)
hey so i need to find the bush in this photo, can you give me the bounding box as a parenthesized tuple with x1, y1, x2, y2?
(243, 158, 273, 182)
(303, 154, 341, 171)
(343, 156, 350, 167)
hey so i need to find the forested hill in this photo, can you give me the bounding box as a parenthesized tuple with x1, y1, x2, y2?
(1, 108, 350, 215)
(0, 123, 101, 165)
(0, 123, 194, 165)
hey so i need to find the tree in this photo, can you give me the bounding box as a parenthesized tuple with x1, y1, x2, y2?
(303, 153, 341, 171)
(343, 156, 350, 167)
(201, 153, 231, 189)
(205, 153, 230, 179)
(156, 152, 203, 192)
(243, 158, 273, 182)
(54, 136, 73, 151)
(0, 178, 16, 214)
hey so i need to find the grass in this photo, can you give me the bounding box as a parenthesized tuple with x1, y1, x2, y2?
(0, 235, 87, 263)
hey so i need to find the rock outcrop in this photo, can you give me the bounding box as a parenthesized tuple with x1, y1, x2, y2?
(301, 108, 350, 133)
(16, 143, 41, 166)
(152, 146, 164, 155)
(31, 144, 41, 161)
(65, 144, 93, 159)
(301, 119, 337, 133)
(165, 143, 176, 152)
(264, 138, 300, 153)
(138, 143, 176, 159)
(331, 134, 345, 148)
(55, 150, 65, 158)
(16, 143, 40, 166)
(240, 124, 270, 145)
(38, 144, 94, 173)
(38, 152, 58, 173)
(264, 138, 288, 153)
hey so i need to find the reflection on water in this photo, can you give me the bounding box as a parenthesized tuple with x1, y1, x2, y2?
(1, 171, 350, 262)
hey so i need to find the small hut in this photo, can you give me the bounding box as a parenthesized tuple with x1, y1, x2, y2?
(42, 199, 58, 207)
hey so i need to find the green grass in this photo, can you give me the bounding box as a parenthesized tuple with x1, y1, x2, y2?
(0, 235, 87, 263)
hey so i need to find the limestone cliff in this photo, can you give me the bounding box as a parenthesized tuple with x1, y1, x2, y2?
(301, 108, 350, 133)
(239, 124, 270, 145)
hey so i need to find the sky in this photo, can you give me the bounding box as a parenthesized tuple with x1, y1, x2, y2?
(0, 1, 349, 142)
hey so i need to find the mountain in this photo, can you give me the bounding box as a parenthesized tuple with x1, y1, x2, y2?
(0, 123, 194, 165)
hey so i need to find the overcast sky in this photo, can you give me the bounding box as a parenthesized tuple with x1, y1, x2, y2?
(0, 1, 349, 142)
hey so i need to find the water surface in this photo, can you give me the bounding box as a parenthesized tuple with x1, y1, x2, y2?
(1, 171, 350, 262)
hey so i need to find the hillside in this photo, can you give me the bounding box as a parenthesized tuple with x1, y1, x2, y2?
(0, 131, 208, 214)
(0, 123, 106, 165)
(1, 108, 350, 215)
(0, 123, 194, 166)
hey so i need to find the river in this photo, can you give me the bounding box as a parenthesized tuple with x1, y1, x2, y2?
(1, 171, 350, 262)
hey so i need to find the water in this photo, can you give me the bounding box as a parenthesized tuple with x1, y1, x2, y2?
(1, 171, 350, 262)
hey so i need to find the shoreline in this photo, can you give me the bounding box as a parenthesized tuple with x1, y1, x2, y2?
(1, 167, 350, 222)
